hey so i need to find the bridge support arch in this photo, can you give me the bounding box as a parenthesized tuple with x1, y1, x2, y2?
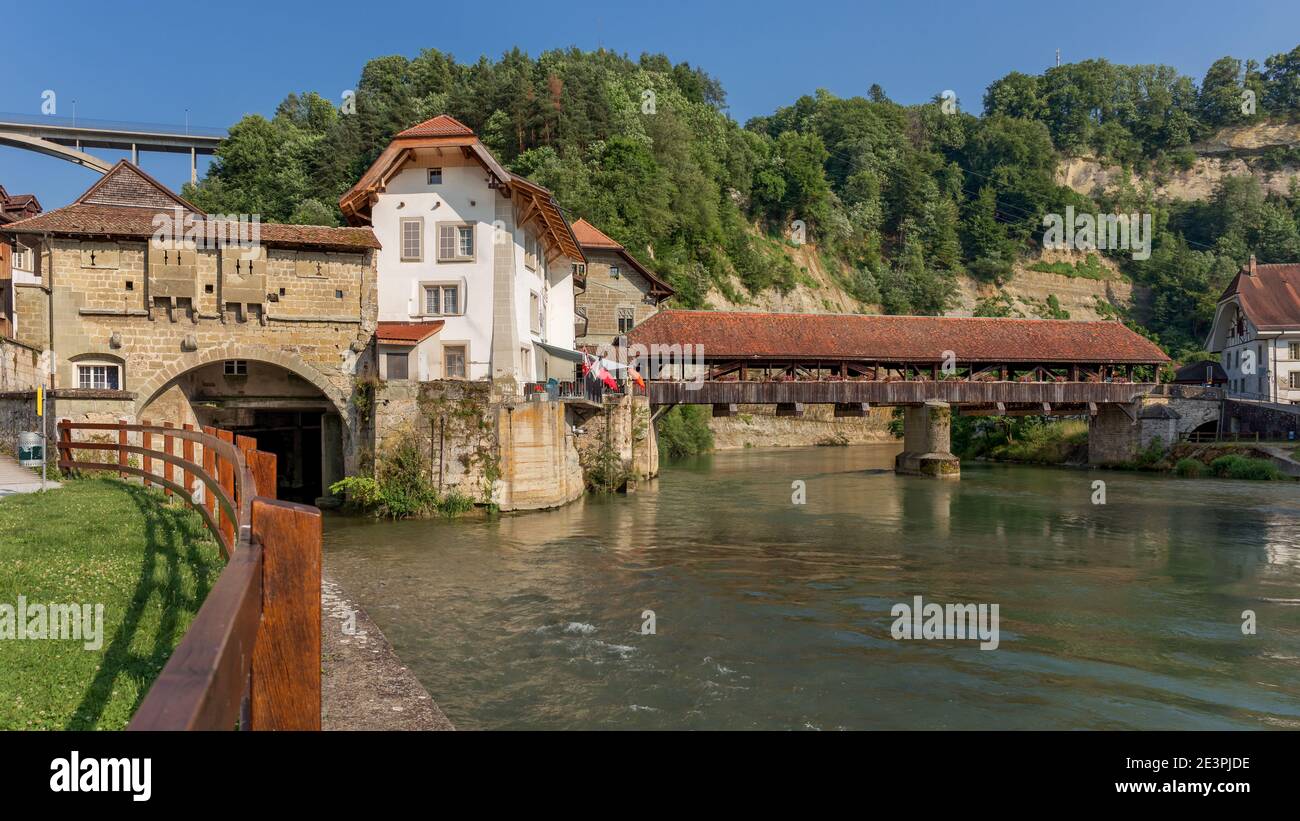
(895, 401, 960, 479)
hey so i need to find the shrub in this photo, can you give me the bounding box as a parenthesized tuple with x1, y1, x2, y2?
(1173, 457, 1203, 478)
(1209, 455, 1282, 480)
(657, 405, 714, 460)
(435, 489, 475, 518)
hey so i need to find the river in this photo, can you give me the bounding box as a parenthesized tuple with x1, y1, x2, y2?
(323, 444, 1300, 729)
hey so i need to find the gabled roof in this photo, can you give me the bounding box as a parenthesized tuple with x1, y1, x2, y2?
(338, 115, 584, 263)
(0, 184, 42, 225)
(77, 160, 203, 212)
(629, 310, 1171, 364)
(1172, 359, 1227, 384)
(396, 115, 475, 138)
(0, 160, 379, 252)
(377, 320, 445, 345)
(570, 218, 674, 299)
(1217, 261, 1300, 332)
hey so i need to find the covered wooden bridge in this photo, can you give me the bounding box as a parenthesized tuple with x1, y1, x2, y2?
(626, 310, 1171, 477)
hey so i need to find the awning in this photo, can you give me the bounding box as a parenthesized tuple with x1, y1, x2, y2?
(535, 340, 628, 370)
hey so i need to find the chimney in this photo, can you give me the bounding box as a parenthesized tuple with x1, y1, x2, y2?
(1248, 254, 1257, 276)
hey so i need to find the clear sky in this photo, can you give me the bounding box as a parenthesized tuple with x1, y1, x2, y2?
(4, 0, 1298, 209)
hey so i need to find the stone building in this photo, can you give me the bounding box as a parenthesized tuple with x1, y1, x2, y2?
(0, 161, 380, 503)
(570, 218, 673, 347)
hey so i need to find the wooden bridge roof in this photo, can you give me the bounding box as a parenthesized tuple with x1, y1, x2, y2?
(628, 310, 1170, 365)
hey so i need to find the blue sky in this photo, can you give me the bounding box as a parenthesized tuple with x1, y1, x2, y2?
(4, 0, 1298, 209)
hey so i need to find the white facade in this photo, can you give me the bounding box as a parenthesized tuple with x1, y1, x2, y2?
(1208, 299, 1300, 405)
(370, 152, 578, 385)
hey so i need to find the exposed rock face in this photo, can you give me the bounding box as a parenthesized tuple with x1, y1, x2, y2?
(708, 404, 893, 450)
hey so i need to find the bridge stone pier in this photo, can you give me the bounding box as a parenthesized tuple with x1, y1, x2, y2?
(895, 401, 960, 478)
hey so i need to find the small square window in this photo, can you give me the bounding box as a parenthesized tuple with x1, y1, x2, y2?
(279, 287, 286, 296)
(610, 265, 621, 279)
(618, 307, 635, 333)
(336, 289, 344, 299)
(204, 283, 214, 294)
(224, 360, 248, 376)
(125, 280, 134, 291)
(428, 167, 442, 185)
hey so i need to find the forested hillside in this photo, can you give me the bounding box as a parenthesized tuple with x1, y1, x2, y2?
(185, 46, 1300, 360)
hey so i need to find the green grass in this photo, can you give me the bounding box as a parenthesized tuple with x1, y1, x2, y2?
(0, 478, 222, 729)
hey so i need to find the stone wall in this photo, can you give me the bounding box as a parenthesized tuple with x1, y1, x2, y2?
(1224, 399, 1300, 439)
(29, 237, 378, 476)
(0, 336, 41, 392)
(374, 379, 586, 512)
(575, 248, 661, 343)
(708, 404, 893, 449)
(573, 394, 658, 487)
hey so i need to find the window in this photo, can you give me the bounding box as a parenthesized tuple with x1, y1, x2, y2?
(530, 292, 541, 333)
(400, 218, 423, 261)
(1291, 373, 1300, 389)
(438, 224, 475, 261)
(443, 345, 467, 379)
(618, 307, 635, 333)
(609, 265, 621, 279)
(224, 360, 248, 376)
(386, 351, 409, 381)
(525, 233, 539, 271)
(77, 363, 120, 390)
(11, 248, 28, 270)
(423, 284, 460, 315)
(1290, 343, 1300, 360)
(427, 167, 442, 185)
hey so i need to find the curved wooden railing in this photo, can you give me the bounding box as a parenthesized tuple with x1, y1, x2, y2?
(56, 418, 321, 731)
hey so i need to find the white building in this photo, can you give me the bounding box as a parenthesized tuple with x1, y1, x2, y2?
(1206, 256, 1300, 404)
(340, 115, 585, 388)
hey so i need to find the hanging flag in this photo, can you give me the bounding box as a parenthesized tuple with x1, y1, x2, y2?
(629, 367, 646, 391)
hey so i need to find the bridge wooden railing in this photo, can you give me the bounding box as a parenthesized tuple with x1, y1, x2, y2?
(56, 418, 321, 731)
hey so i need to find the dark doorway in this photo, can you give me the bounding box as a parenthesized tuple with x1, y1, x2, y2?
(230, 410, 324, 504)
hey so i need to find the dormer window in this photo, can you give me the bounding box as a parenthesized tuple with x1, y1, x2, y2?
(428, 168, 442, 185)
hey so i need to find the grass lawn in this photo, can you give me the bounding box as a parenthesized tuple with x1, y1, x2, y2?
(0, 478, 222, 729)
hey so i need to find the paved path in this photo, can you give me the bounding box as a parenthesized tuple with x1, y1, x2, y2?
(321, 574, 454, 730)
(0, 453, 59, 496)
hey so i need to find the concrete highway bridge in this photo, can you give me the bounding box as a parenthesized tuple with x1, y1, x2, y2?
(0, 112, 224, 181)
(626, 310, 1204, 477)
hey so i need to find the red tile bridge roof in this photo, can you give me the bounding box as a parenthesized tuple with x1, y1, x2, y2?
(628, 310, 1169, 365)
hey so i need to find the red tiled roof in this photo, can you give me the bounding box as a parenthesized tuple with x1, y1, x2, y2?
(1, 203, 380, 251)
(570, 218, 673, 297)
(376, 320, 445, 345)
(0, 160, 379, 251)
(1219, 263, 1300, 331)
(571, 219, 622, 249)
(396, 114, 475, 138)
(628, 310, 1170, 364)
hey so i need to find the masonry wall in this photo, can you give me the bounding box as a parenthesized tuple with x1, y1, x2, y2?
(1088, 404, 1138, 464)
(573, 394, 659, 485)
(1225, 399, 1300, 439)
(374, 378, 586, 511)
(575, 249, 662, 343)
(33, 238, 378, 475)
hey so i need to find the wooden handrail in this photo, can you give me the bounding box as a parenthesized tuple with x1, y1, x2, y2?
(56, 418, 321, 730)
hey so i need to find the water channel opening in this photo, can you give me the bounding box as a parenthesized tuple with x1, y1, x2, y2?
(141, 358, 344, 505)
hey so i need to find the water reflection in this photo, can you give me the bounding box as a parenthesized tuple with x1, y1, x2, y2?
(325, 445, 1300, 729)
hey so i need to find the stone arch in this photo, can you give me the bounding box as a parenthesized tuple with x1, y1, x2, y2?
(133, 344, 349, 418)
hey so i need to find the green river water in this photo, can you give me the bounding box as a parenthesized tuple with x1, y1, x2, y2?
(323, 444, 1300, 730)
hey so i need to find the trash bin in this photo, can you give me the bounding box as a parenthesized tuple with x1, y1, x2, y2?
(18, 431, 43, 467)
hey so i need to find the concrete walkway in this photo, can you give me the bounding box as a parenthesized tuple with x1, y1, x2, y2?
(321, 574, 454, 730)
(0, 453, 59, 497)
